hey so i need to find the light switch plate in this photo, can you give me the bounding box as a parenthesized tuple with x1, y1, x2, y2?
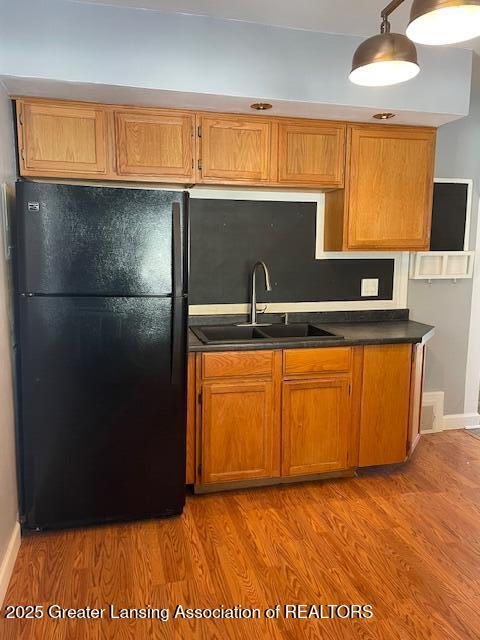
(361, 278, 379, 297)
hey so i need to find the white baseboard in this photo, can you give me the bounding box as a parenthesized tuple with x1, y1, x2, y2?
(0, 521, 20, 607)
(443, 412, 480, 430)
(420, 391, 444, 434)
(421, 391, 480, 433)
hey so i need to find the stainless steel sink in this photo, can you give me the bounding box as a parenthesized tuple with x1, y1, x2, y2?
(191, 323, 342, 344)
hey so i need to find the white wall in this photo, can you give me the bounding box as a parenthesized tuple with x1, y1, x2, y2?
(408, 54, 480, 419)
(0, 81, 18, 604)
(0, 0, 472, 126)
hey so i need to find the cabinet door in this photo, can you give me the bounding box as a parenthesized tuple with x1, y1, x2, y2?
(359, 344, 412, 467)
(18, 100, 109, 178)
(115, 109, 195, 181)
(201, 379, 279, 484)
(346, 125, 435, 250)
(407, 343, 425, 457)
(186, 353, 196, 484)
(282, 377, 351, 477)
(198, 114, 274, 185)
(277, 120, 345, 188)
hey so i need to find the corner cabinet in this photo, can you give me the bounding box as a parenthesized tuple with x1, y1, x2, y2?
(325, 124, 436, 251)
(16, 100, 111, 179)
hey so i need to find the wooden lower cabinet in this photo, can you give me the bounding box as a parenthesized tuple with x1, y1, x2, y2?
(358, 344, 413, 467)
(200, 378, 280, 484)
(282, 376, 351, 477)
(407, 343, 425, 456)
(186, 353, 196, 484)
(192, 343, 425, 489)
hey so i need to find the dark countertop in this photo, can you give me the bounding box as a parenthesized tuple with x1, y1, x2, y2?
(188, 319, 435, 352)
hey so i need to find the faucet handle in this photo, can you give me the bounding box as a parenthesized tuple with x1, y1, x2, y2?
(282, 313, 289, 325)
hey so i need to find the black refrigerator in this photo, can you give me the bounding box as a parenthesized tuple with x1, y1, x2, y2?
(13, 181, 188, 530)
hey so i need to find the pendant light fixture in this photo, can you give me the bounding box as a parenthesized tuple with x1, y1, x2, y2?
(350, 14, 419, 86)
(350, 0, 480, 87)
(407, 0, 480, 45)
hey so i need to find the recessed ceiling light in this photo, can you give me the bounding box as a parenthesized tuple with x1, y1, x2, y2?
(373, 112, 396, 120)
(250, 103, 273, 111)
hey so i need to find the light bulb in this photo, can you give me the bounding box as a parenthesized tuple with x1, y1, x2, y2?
(349, 60, 420, 87)
(407, 4, 480, 45)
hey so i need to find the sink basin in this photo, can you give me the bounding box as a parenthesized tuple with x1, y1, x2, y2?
(191, 325, 267, 344)
(262, 323, 338, 339)
(191, 323, 342, 344)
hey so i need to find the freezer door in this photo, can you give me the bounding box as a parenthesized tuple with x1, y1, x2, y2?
(18, 296, 187, 529)
(15, 182, 187, 296)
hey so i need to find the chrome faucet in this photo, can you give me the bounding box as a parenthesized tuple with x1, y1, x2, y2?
(238, 261, 272, 327)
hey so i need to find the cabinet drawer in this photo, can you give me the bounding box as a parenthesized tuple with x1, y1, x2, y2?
(202, 351, 274, 379)
(284, 347, 352, 376)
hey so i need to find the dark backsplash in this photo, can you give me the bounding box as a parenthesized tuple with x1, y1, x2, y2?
(189, 199, 395, 305)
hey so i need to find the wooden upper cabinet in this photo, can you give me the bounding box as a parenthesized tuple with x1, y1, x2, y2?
(358, 344, 412, 467)
(347, 125, 435, 250)
(325, 124, 436, 251)
(197, 114, 275, 185)
(14, 97, 437, 234)
(115, 108, 195, 182)
(200, 379, 280, 484)
(17, 99, 109, 178)
(282, 376, 351, 476)
(277, 120, 345, 188)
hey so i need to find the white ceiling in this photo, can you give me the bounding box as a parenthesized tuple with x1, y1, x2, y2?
(71, 0, 480, 51)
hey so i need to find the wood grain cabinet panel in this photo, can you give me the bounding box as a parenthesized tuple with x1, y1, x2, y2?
(284, 347, 352, 377)
(346, 125, 435, 251)
(186, 353, 196, 484)
(115, 109, 195, 181)
(17, 100, 109, 178)
(407, 343, 425, 457)
(201, 379, 279, 484)
(324, 124, 436, 251)
(277, 120, 345, 188)
(202, 350, 274, 379)
(282, 377, 351, 476)
(198, 114, 274, 185)
(359, 344, 413, 467)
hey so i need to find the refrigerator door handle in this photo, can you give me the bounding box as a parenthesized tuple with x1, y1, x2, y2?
(171, 296, 184, 386)
(172, 202, 183, 298)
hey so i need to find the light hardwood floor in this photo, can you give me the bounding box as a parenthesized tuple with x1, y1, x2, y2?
(2, 430, 480, 639)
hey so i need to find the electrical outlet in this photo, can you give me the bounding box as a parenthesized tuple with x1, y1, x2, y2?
(361, 278, 379, 297)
